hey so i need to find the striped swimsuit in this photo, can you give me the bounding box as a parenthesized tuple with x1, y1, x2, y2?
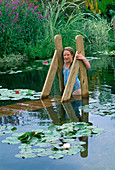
(63, 65, 81, 93)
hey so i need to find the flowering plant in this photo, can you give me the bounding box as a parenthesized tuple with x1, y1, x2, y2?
(0, 0, 49, 58)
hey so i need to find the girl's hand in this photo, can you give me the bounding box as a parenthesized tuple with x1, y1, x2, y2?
(75, 52, 85, 60)
(75, 51, 91, 69)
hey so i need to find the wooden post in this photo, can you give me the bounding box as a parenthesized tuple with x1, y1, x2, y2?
(41, 34, 89, 101)
(40, 50, 58, 98)
(54, 35, 64, 95)
(61, 57, 80, 102)
(113, 16, 115, 41)
(76, 35, 89, 97)
(40, 34, 64, 99)
(61, 35, 89, 102)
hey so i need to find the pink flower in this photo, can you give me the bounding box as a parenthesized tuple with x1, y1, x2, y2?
(8, 13, 11, 17)
(37, 16, 42, 19)
(15, 91, 19, 94)
(0, 11, 2, 15)
(45, 11, 49, 20)
(34, 6, 37, 10)
(27, 7, 30, 10)
(62, 143, 70, 149)
(14, 1, 19, 5)
(43, 61, 48, 65)
(3, 30, 4, 33)
(32, 10, 34, 14)
(0, 1, 2, 5)
(12, 6, 17, 10)
(29, 3, 34, 7)
(36, 12, 40, 15)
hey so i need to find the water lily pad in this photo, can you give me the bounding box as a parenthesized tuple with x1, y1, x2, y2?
(15, 153, 36, 159)
(49, 154, 64, 159)
(1, 122, 104, 160)
(37, 152, 51, 157)
(2, 137, 20, 144)
(18, 144, 32, 150)
(32, 148, 45, 153)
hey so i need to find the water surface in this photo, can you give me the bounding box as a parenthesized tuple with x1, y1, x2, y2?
(0, 55, 115, 170)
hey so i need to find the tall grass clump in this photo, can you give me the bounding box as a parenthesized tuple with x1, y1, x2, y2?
(81, 16, 112, 53)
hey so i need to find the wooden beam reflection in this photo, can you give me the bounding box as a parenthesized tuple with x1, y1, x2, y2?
(41, 98, 65, 125)
(62, 102, 79, 122)
(80, 97, 89, 158)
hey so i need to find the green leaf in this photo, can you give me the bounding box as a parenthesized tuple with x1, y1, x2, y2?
(49, 154, 64, 159)
(11, 127, 17, 131)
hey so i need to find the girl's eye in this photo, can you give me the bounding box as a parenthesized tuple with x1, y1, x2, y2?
(64, 54, 70, 56)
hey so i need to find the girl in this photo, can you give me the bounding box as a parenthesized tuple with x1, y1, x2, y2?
(62, 47, 90, 95)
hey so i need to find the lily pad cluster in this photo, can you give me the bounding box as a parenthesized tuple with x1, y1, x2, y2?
(0, 125, 17, 136)
(0, 58, 52, 75)
(0, 86, 41, 101)
(1, 122, 104, 159)
(79, 103, 115, 116)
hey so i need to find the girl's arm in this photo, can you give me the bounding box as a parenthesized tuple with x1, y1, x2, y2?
(75, 52, 91, 70)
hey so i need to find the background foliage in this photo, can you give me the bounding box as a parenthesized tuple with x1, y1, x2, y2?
(0, 0, 114, 70)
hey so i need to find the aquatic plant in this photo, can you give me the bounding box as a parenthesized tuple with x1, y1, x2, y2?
(0, 87, 41, 100)
(79, 103, 115, 116)
(1, 122, 104, 159)
(0, 0, 47, 58)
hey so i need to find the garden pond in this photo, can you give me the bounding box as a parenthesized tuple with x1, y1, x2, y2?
(0, 53, 115, 170)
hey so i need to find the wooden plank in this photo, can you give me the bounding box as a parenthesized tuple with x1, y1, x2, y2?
(75, 35, 89, 97)
(54, 35, 64, 95)
(40, 50, 58, 99)
(61, 57, 80, 102)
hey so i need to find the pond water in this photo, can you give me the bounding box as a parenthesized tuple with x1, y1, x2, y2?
(0, 54, 115, 170)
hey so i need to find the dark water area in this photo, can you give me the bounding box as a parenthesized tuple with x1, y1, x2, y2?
(0, 55, 115, 170)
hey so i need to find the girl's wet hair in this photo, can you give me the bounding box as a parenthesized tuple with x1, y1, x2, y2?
(62, 47, 75, 58)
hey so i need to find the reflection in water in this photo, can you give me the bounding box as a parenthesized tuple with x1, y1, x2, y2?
(0, 96, 91, 158)
(42, 96, 90, 158)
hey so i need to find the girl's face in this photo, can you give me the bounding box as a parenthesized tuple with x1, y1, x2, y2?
(63, 50, 73, 64)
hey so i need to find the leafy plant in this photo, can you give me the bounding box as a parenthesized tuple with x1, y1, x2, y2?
(0, 0, 113, 70)
(1, 122, 104, 159)
(0, 87, 41, 101)
(79, 103, 115, 116)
